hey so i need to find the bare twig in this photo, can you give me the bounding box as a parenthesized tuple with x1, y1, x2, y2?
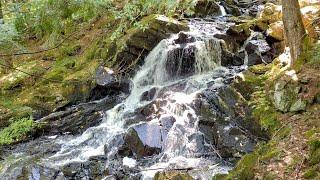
(0, 62, 62, 83)
(0, 33, 75, 57)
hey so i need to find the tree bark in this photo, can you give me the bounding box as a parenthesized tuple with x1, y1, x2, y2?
(282, 0, 306, 65)
(0, 0, 3, 23)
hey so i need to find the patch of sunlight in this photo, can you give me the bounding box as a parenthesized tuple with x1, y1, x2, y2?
(301, 5, 320, 14)
(237, 72, 245, 81)
(285, 70, 299, 81)
(279, 47, 291, 68)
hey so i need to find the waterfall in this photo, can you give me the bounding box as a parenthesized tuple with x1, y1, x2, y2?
(218, 3, 227, 16)
(0, 18, 242, 180)
(44, 23, 224, 165)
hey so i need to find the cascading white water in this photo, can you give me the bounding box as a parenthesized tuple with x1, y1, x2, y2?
(35, 19, 235, 179)
(218, 3, 227, 16)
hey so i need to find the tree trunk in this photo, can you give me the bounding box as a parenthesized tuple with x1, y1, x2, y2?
(282, 0, 306, 65)
(0, 0, 3, 22)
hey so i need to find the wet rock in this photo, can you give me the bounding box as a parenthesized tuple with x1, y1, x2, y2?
(90, 65, 132, 101)
(226, 25, 251, 45)
(39, 95, 125, 135)
(194, 0, 222, 17)
(166, 45, 196, 79)
(214, 33, 240, 54)
(140, 87, 158, 101)
(95, 66, 116, 87)
(123, 113, 148, 127)
(61, 157, 108, 179)
(121, 124, 162, 158)
(221, 1, 241, 16)
(244, 33, 274, 65)
(174, 32, 196, 44)
(198, 86, 267, 158)
(220, 46, 244, 66)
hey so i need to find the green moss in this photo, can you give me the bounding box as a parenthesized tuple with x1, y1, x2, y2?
(303, 165, 320, 179)
(0, 117, 39, 145)
(249, 88, 280, 134)
(217, 142, 282, 180)
(308, 139, 320, 165)
(0, 95, 33, 128)
(154, 171, 194, 180)
(0, 61, 46, 90)
(61, 44, 82, 56)
(226, 153, 258, 179)
(294, 40, 320, 71)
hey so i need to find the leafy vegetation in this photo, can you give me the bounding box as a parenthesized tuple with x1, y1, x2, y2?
(0, 117, 38, 145)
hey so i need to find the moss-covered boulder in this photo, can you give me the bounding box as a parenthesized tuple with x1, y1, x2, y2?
(267, 21, 284, 41)
(258, 3, 282, 24)
(273, 78, 307, 113)
(154, 171, 194, 180)
(194, 0, 222, 17)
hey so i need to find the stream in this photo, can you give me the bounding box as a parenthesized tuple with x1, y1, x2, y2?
(0, 5, 269, 179)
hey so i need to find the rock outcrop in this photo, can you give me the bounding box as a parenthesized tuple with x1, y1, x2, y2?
(112, 15, 189, 77)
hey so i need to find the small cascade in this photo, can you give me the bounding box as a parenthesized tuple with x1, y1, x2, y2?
(218, 3, 227, 16)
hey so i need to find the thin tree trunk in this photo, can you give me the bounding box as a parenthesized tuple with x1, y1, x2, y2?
(0, 0, 3, 22)
(282, 0, 306, 65)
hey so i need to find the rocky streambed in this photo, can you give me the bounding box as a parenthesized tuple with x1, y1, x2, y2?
(0, 1, 285, 179)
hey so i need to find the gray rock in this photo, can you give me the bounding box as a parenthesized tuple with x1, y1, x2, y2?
(122, 125, 162, 158)
(273, 80, 307, 113)
(290, 99, 307, 112)
(198, 86, 267, 158)
(274, 81, 291, 112)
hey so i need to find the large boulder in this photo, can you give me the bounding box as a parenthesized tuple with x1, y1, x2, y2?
(118, 123, 163, 158)
(242, 32, 274, 66)
(258, 3, 282, 24)
(267, 21, 284, 41)
(198, 86, 266, 158)
(38, 95, 125, 135)
(273, 78, 308, 113)
(301, 5, 320, 39)
(90, 65, 132, 101)
(194, 0, 222, 17)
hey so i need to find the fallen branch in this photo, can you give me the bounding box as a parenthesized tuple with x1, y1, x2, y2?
(0, 62, 62, 83)
(0, 33, 75, 57)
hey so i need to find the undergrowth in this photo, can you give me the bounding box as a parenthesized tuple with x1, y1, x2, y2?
(0, 117, 39, 146)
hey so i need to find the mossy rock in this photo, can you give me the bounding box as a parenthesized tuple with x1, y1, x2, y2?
(194, 0, 221, 17)
(154, 171, 194, 180)
(273, 78, 308, 113)
(0, 61, 46, 90)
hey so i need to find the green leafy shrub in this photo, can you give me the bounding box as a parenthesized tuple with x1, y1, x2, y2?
(0, 117, 38, 145)
(13, 0, 108, 40)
